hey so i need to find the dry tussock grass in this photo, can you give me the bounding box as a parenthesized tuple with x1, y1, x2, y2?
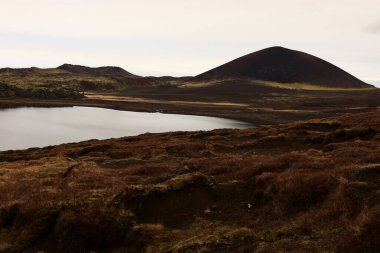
(0, 110, 379, 252)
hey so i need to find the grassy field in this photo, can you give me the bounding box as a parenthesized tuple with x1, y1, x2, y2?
(0, 110, 379, 252)
(180, 78, 377, 91)
(251, 79, 377, 91)
(85, 93, 250, 107)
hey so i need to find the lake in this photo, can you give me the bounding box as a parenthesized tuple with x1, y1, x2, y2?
(0, 106, 250, 151)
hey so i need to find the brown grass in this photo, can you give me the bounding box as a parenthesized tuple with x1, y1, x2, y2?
(0, 110, 380, 252)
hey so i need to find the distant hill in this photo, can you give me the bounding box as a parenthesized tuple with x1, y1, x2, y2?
(195, 46, 372, 88)
(0, 49, 376, 101)
(57, 64, 140, 78)
(0, 64, 141, 99)
(0, 64, 176, 99)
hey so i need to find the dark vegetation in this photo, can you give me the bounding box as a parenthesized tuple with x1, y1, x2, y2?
(0, 110, 380, 252)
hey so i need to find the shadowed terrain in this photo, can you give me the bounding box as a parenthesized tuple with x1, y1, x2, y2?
(195, 46, 372, 88)
(0, 110, 380, 252)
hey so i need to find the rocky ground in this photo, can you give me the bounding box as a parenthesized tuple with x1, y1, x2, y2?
(0, 110, 379, 252)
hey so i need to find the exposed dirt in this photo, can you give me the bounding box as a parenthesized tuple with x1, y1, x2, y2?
(1, 110, 380, 252)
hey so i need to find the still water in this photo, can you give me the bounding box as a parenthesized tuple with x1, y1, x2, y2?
(0, 106, 250, 151)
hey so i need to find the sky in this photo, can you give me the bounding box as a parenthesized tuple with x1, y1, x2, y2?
(0, 0, 379, 86)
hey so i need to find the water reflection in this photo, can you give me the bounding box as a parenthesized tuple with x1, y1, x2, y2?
(0, 106, 250, 151)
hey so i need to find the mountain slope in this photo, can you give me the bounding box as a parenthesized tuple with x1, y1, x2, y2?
(195, 46, 371, 88)
(57, 64, 140, 78)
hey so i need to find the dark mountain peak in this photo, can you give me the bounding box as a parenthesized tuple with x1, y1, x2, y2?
(261, 46, 288, 51)
(57, 64, 139, 78)
(195, 47, 371, 88)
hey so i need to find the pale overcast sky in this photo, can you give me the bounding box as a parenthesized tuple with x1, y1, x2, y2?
(0, 0, 379, 85)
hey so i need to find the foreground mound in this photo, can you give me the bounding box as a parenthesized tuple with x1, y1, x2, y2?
(0, 111, 380, 252)
(196, 46, 371, 88)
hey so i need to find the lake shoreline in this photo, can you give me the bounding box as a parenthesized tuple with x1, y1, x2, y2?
(0, 98, 263, 124)
(0, 106, 250, 151)
(1, 97, 378, 127)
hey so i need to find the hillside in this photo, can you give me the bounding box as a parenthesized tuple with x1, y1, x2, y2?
(57, 64, 139, 78)
(0, 65, 150, 99)
(0, 48, 376, 102)
(0, 110, 379, 252)
(195, 46, 371, 88)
